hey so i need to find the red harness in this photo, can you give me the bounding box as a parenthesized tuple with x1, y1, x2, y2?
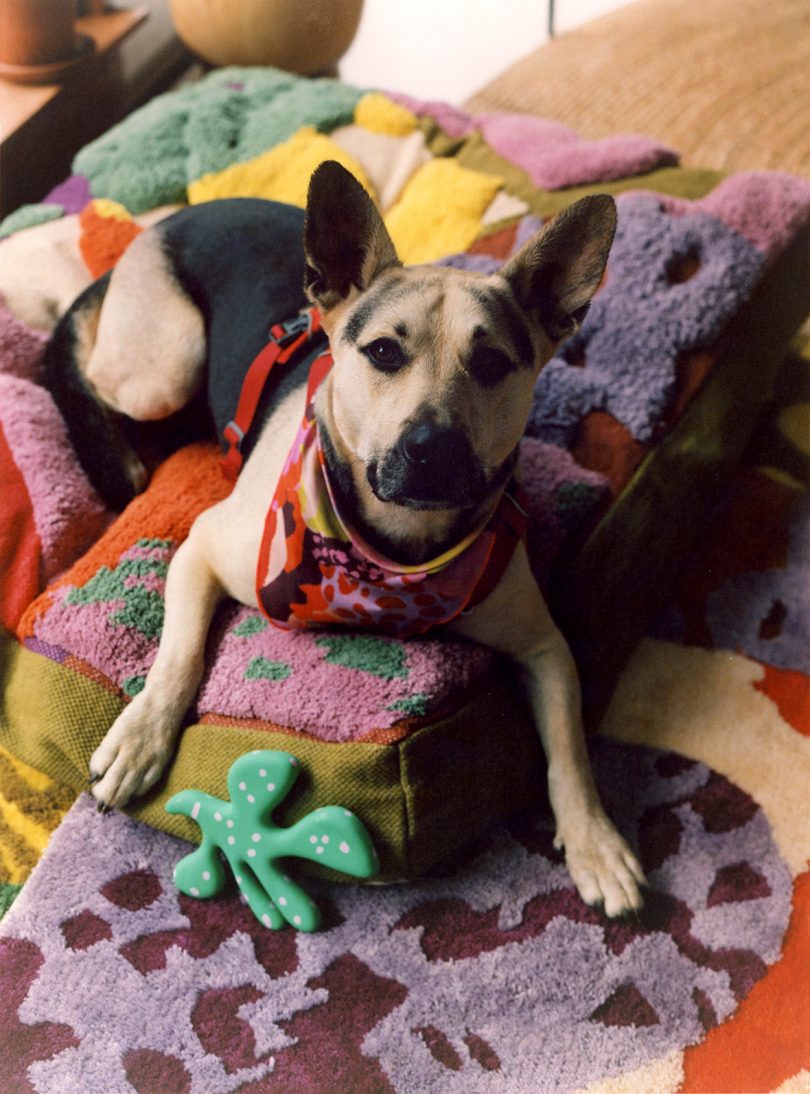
(221, 306, 324, 481)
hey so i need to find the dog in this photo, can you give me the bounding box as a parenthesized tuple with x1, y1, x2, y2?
(45, 161, 645, 918)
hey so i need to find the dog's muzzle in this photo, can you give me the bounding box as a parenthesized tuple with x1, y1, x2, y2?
(368, 421, 486, 510)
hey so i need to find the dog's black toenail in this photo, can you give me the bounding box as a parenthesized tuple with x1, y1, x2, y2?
(619, 909, 642, 927)
(88, 773, 101, 786)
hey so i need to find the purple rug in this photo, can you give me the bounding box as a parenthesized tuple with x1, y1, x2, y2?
(0, 739, 791, 1093)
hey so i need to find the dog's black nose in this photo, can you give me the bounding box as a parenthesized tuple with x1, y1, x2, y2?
(401, 421, 437, 465)
(401, 421, 472, 468)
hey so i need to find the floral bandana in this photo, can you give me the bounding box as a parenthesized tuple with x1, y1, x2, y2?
(256, 353, 527, 636)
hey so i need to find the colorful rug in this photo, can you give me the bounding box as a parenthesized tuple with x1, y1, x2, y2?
(0, 737, 794, 1094)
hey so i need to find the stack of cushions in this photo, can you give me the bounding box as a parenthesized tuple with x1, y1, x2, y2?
(1, 67, 809, 879)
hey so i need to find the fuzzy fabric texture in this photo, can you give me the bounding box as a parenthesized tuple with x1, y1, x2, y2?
(0, 296, 48, 381)
(0, 376, 109, 590)
(477, 112, 679, 190)
(529, 191, 766, 446)
(0, 305, 109, 631)
(43, 175, 92, 216)
(0, 738, 793, 1093)
(71, 68, 366, 213)
(187, 127, 374, 209)
(0, 204, 63, 240)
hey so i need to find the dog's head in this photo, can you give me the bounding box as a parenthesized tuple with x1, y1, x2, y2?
(303, 161, 615, 552)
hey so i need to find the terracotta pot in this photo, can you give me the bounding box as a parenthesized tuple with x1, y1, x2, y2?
(0, 0, 93, 84)
(0, 0, 78, 66)
(167, 0, 364, 75)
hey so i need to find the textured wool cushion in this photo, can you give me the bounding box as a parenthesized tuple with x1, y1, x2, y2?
(2, 69, 810, 880)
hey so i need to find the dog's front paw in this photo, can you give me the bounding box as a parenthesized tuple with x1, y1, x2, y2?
(89, 698, 177, 810)
(556, 812, 646, 919)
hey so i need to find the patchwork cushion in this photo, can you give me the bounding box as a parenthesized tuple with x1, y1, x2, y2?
(2, 69, 810, 879)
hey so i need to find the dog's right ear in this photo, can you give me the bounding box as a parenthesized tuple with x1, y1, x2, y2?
(304, 161, 401, 314)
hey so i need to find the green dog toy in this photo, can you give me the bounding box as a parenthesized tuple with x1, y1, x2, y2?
(166, 749, 379, 932)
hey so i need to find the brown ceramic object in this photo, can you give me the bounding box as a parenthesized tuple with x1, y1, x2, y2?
(167, 0, 364, 75)
(0, 0, 94, 85)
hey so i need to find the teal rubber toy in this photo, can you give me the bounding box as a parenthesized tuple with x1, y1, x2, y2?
(165, 749, 379, 932)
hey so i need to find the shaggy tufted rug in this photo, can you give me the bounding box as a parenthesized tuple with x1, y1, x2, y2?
(0, 738, 794, 1093)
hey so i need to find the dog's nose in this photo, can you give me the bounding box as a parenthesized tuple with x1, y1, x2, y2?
(401, 421, 436, 465)
(401, 421, 471, 467)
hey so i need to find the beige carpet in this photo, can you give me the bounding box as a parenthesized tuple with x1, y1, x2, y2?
(465, 0, 810, 179)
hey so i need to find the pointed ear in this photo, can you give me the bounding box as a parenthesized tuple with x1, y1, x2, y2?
(303, 161, 401, 314)
(500, 195, 617, 340)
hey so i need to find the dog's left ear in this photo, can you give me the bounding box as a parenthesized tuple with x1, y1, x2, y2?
(501, 194, 617, 340)
(304, 160, 401, 314)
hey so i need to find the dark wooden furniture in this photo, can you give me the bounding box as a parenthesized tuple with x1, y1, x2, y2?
(0, 2, 192, 218)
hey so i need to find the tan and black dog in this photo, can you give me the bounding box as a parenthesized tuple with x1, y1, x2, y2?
(46, 161, 645, 918)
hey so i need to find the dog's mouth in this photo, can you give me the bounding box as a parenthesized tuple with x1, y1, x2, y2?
(368, 481, 467, 511)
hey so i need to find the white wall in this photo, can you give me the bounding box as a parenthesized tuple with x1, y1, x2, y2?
(339, 0, 631, 104)
(554, 0, 634, 35)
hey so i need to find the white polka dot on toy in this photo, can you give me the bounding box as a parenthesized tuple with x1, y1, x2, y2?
(259, 769, 267, 777)
(267, 783, 276, 792)
(252, 833, 261, 842)
(214, 812, 222, 822)
(191, 887, 199, 896)
(247, 795, 256, 804)
(248, 849, 257, 858)
(227, 820, 234, 828)
(203, 871, 210, 881)
(262, 914, 272, 927)
(339, 841, 350, 854)
(309, 835, 318, 844)
(239, 782, 246, 791)
(316, 846, 324, 855)
(279, 896, 287, 906)
(228, 836, 235, 846)
(321, 835, 329, 844)
(191, 801, 200, 820)
(294, 915, 301, 925)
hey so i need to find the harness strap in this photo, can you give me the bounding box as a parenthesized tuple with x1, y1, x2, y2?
(222, 306, 323, 480)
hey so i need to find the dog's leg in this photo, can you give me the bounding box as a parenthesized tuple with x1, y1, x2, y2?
(44, 273, 152, 510)
(450, 544, 645, 918)
(89, 377, 304, 809)
(84, 226, 206, 422)
(89, 521, 225, 808)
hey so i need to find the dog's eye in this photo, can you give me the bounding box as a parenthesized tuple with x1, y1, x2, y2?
(468, 345, 517, 387)
(363, 338, 405, 372)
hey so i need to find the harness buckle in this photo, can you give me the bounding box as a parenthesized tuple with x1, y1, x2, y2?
(269, 308, 317, 348)
(224, 420, 245, 446)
